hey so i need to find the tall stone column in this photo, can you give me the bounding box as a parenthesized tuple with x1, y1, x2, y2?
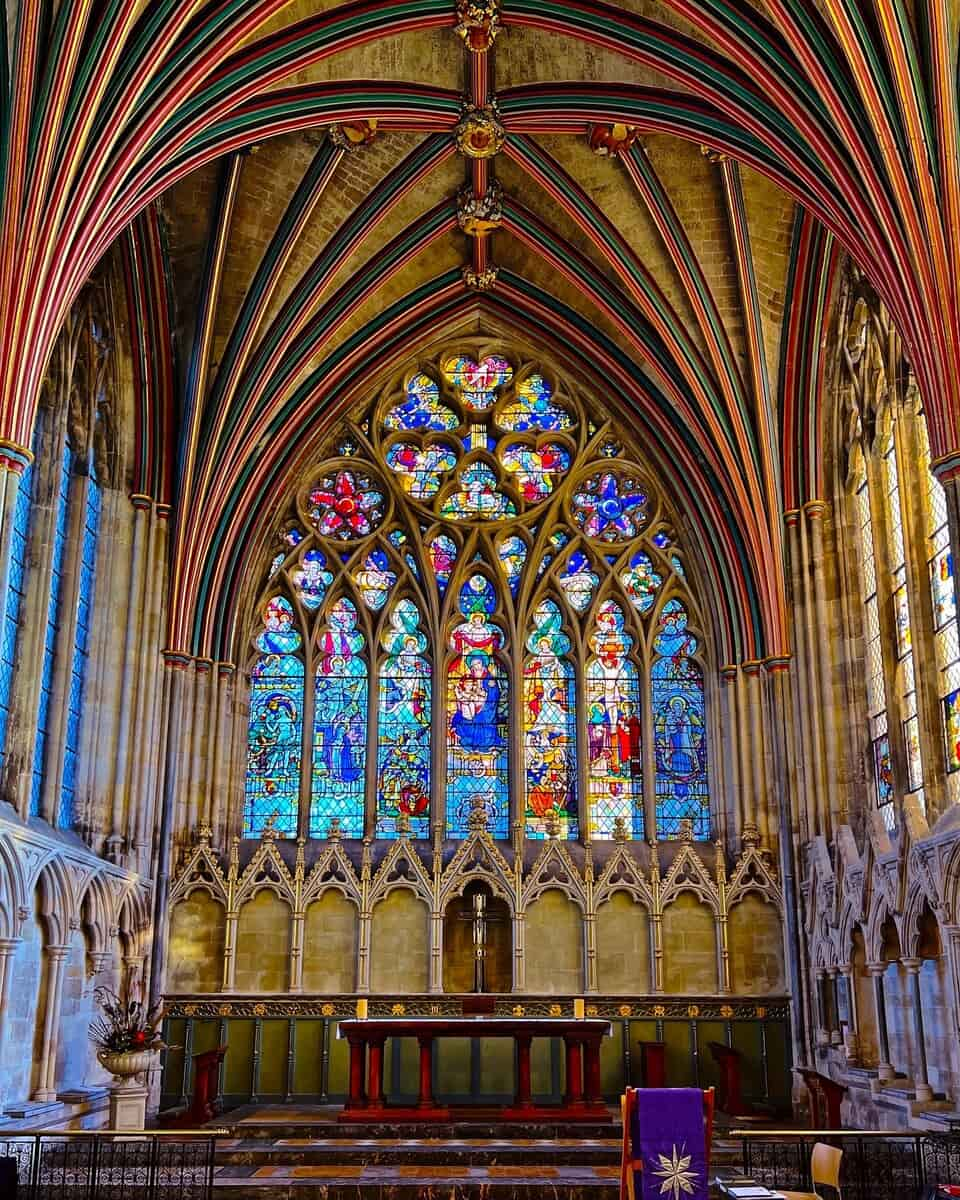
(33, 944, 70, 1102)
(0, 936, 22, 1096)
(805, 501, 841, 831)
(867, 962, 895, 1082)
(838, 963, 859, 1061)
(902, 958, 933, 1101)
(0, 447, 32, 620)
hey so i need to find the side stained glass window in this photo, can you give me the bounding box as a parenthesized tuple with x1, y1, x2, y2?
(0, 459, 33, 764)
(446, 575, 509, 838)
(376, 599, 431, 838)
(31, 445, 71, 817)
(59, 472, 101, 829)
(243, 597, 304, 838)
(585, 601, 643, 838)
(524, 600, 578, 838)
(651, 599, 709, 838)
(312, 598, 367, 837)
(244, 348, 712, 842)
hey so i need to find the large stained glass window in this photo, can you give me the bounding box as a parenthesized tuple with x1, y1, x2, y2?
(376, 599, 431, 838)
(31, 444, 71, 816)
(524, 600, 578, 838)
(651, 599, 709, 838)
(586, 601, 643, 838)
(243, 347, 712, 842)
(0, 458, 33, 765)
(243, 597, 305, 838)
(312, 598, 367, 838)
(59, 471, 101, 829)
(446, 575, 509, 838)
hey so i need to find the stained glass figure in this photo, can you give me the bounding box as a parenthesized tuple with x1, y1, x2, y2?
(498, 374, 573, 431)
(447, 574, 509, 838)
(292, 549, 333, 611)
(311, 598, 366, 837)
(386, 442, 457, 499)
(944, 688, 960, 773)
(244, 598, 304, 838)
(384, 373, 458, 431)
(559, 550, 599, 612)
(388, 529, 420, 579)
(376, 599, 431, 838)
(283, 526, 304, 547)
(524, 600, 578, 838)
(873, 734, 895, 808)
(269, 552, 284, 577)
(428, 533, 457, 591)
(572, 472, 648, 540)
(620, 551, 662, 614)
(586, 601, 643, 838)
(931, 547, 956, 629)
(651, 599, 709, 839)
(440, 462, 516, 521)
(670, 554, 685, 579)
(498, 535, 527, 594)
(500, 443, 570, 503)
(442, 354, 512, 410)
(538, 529, 570, 578)
(893, 581, 912, 657)
(354, 549, 397, 610)
(309, 470, 384, 538)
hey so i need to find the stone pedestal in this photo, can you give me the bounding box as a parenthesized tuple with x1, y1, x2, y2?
(108, 1081, 149, 1130)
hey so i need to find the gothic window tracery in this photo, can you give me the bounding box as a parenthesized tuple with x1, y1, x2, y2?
(243, 349, 713, 842)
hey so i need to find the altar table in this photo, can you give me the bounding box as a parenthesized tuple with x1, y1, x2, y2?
(337, 1017, 612, 1122)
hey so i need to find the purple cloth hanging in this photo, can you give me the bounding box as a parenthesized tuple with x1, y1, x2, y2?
(631, 1088, 708, 1200)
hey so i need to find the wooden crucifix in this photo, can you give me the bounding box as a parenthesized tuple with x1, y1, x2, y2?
(458, 888, 505, 993)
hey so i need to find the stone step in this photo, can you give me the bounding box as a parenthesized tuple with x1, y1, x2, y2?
(226, 1119, 622, 1141)
(216, 1135, 623, 1168)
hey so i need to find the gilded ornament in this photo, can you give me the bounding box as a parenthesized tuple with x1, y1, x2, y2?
(391, 1003, 406, 1015)
(454, 0, 501, 52)
(253, 1002, 267, 1016)
(755, 1006, 766, 1018)
(462, 265, 499, 291)
(329, 120, 378, 151)
(321, 1003, 335, 1016)
(512, 1004, 525, 1016)
(183, 1003, 198, 1016)
(586, 1005, 599, 1016)
(218, 1003, 233, 1016)
(720, 1005, 734, 1018)
(653, 1005, 665, 1017)
(619, 1004, 633, 1017)
(457, 183, 503, 236)
(612, 815, 629, 844)
(700, 143, 728, 165)
(455, 104, 505, 159)
(687, 1004, 699, 1017)
(587, 123, 640, 157)
(549, 1003, 562, 1016)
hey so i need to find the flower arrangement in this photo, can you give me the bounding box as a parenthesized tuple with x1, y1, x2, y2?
(88, 985, 165, 1055)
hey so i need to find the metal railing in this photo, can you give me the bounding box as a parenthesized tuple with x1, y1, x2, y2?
(0, 1128, 228, 1200)
(732, 1129, 960, 1199)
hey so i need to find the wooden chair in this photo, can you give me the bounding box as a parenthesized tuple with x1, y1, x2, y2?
(619, 1087, 715, 1200)
(778, 1142, 843, 1200)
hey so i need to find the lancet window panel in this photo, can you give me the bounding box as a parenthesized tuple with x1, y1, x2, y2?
(0, 458, 34, 766)
(241, 348, 714, 843)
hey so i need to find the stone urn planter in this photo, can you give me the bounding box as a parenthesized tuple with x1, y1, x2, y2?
(98, 1048, 157, 1087)
(98, 1049, 158, 1129)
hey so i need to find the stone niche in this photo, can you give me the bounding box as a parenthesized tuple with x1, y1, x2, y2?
(596, 891, 651, 993)
(167, 891, 226, 993)
(661, 892, 718, 993)
(234, 891, 291, 992)
(728, 894, 785, 993)
(370, 888, 429, 993)
(524, 889, 583, 994)
(302, 891, 358, 993)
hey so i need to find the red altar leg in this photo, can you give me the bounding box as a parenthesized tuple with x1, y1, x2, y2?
(584, 1036, 603, 1109)
(347, 1038, 366, 1109)
(515, 1034, 533, 1109)
(417, 1035, 434, 1109)
(563, 1036, 584, 1108)
(367, 1038, 385, 1111)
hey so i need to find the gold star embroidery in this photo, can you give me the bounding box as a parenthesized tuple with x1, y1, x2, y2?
(651, 1143, 698, 1200)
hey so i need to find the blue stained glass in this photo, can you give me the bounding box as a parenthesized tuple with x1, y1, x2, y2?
(559, 550, 599, 612)
(385, 441, 457, 499)
(572, 471, 647, 541)
(257, 596, 302, 654)
(586, 601, 643, 838)
(447, 577, 509, 838)
(376, 599, 431, 838)
(440, 462, 516, 521)
(497, 535, 526, 594)
(651, 599, 709, 839)
(652, 530, 671, 549)
(537, 530, 570, 578)
(500, 443, 570, 503)
(292, 549, 332, 611)
(59, 474, 101, 829)
(388, 529, 420, 580)
(428, 533, 457, 591)
(0, 460, 33, 765)
(354, 549, 397, 610)
(31, 445, 71, 817)
(620, 551, 662, 614)
(442, 355, 512, 411)
(243, 653, 304, 838)
(311, 598, 366, 837)
(498, 374, 573, 431)
(524, 600, 578, 838)
(384, 374, 458, 431)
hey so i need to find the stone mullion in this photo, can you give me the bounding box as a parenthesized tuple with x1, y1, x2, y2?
(641, 644, 657, 842)
(508, 623, 524, 843)
(833, 483, 871, 827)
(574, 621, 591, 842)
(4, 407, 67, 818)
(364, 638, 379, 840)
(297, 641, 315, 843)
(39, 468, 86, 826)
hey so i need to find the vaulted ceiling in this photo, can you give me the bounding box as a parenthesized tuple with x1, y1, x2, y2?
(4, 0, 958, 665)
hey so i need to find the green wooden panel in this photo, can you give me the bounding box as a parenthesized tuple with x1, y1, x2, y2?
(292, 1020, 324, 1095)
(663, 1021, 696, 1088)
(731, 1022, 764, 1098)
(259, 1020, 288, 1096)
(479, 1036, 514, 1100)
(696, 1021, 726, 1092)
(328, 1020, 349, 1099)
(601, 1022, 625, 1096)
(436, 1037, 471, 1100)
(223, 1019, 255, 1098)
(532, 1036, 562, 1100)
(384, 1034, 419, 1102)
(161, 1019, 186, 1107)
(763, 1021, 791, 1110)
(626, 1020, 658, 1088)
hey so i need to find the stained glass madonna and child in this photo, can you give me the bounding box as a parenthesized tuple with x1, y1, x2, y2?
(243, 350, 711, 842)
